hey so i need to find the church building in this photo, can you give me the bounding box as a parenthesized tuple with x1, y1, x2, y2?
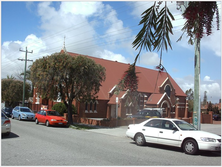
(32, 47, 187, 119)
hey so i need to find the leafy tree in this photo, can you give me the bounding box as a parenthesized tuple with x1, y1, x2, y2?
(203, 91, 207, 105)
(30, 52, 106, 124)
(207, 101, 213, 112)
(185, 88, 194, 112)
(52, 102, 77, 116)
(1, 79, 31, 107)
(185, 88, 194, 100)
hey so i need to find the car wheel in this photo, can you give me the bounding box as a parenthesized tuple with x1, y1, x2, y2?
(11, 114, 14, 119)
(46, 120, 50, 127)
(35, 118, 39, 124)
(183, 139, 198, 155)
(18, 115, 21, 121)
(135, 133, 146, 146)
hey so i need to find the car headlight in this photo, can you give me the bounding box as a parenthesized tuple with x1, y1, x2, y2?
(200, 137, 216, 142)
(22, 113, 26, 116)
(51, 119, 57, 121)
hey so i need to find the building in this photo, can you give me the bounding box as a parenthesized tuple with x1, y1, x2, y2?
(32, 51, 187, 119)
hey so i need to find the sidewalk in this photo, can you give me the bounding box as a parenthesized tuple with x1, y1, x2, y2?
(86, 123, 221, 138)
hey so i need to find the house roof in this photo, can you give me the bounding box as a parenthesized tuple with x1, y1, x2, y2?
(68, 52, 186, 101)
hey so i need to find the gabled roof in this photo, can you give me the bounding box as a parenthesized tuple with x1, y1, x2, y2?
(68, 52, 186, 100)
(146, 93, 164, 105)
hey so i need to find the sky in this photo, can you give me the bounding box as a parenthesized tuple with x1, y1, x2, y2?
(1, 1, 221, 103)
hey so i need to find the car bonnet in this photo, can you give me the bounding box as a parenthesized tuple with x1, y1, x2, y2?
(182, 130, 221, 138)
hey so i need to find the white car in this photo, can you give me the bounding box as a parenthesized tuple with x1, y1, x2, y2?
(1, 112, 11, 136)
(126, 118, 221, 155)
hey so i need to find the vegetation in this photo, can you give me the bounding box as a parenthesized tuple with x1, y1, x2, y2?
(1, 78, 31, 107)
(185, 88, 194, 112)
(52, 102, 77, 116)
(30, 52, 106, 125)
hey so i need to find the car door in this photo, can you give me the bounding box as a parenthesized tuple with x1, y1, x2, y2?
(37, 111, 44, 123)
(13, 107, 19, 118)
(41, 110, 47, 123)
(142, 119, 162, 144)
(157, 120, 181, 147)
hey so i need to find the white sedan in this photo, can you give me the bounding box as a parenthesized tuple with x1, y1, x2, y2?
(126, 118, 221, 155)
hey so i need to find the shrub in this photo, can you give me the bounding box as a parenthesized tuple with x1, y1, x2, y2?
(52, 103, 77, 116)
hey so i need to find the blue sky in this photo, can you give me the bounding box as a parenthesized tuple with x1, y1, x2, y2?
(1, 1, 221, 103)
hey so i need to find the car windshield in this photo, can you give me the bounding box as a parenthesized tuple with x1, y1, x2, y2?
(173, 120, 197, 130)
(47, 111, 60, 116)
(20, 108, 31, 112)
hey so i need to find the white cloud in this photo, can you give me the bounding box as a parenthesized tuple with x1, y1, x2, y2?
(137, 52, 160, 66)
(203, 76, 213, 82)
(94, 49, 129, 64)
(175, 75, 221, 103)
(60, 2, 104, 17)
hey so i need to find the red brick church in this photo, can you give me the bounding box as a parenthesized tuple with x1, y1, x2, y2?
(32, 49, 187, 119)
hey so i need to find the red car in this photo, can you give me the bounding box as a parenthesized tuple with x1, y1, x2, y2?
(35, 109, 68, 127)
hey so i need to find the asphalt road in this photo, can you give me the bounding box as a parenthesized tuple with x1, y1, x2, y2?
(1, 119, 221, 166)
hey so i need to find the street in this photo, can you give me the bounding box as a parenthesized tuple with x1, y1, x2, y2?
(1, 119, 221, 166)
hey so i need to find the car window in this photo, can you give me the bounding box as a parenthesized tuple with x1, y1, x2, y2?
(20, 108, 31, 112)
(14, 107, 19, 111)
(155, 111, 161, 116)
(144, 120, 162, 128)
(173, 120, 197, 130)
(43, 111, 46, 116)
(142, 111, 148, 116)
(161, 121, 176, 130)
(47, 111, 60, 116)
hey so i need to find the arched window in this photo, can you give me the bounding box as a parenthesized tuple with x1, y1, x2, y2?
(165, 85, 171, 97)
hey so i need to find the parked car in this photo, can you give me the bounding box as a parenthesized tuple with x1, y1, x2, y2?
(35, 109, 68, 127)
(11, 106, 35, 121)
(1, 107, 13, 117)
(127, 109, 161, 119)
(126, 118, 221, 155)
(1, 112, 11, 136)
(213, 114, 221, 121)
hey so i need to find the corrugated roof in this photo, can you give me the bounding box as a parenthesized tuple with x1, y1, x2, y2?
(68, 52, 186, 100)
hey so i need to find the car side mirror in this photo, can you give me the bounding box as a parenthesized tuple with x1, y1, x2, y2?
(172, 127, 178, 131)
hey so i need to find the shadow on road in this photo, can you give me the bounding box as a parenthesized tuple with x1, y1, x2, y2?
(130, 142, 221, 157)
(1, 132, 19, 139)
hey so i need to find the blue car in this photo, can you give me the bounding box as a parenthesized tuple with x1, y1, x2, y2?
(12, 106, 35, 121)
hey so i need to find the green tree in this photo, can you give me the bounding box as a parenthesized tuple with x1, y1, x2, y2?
(1, 79, 31, 107)
(185, 88, 194, 100)
(203, 91, 207, 105)
(52, 102, 77, 116)
(30, 52, 106, 124)
(207, 101, 213, 112)
(185, 88, 194, 112)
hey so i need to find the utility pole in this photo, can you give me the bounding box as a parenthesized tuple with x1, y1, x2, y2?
(19, 47, 33, 107)
(177, 1, 201, 129)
